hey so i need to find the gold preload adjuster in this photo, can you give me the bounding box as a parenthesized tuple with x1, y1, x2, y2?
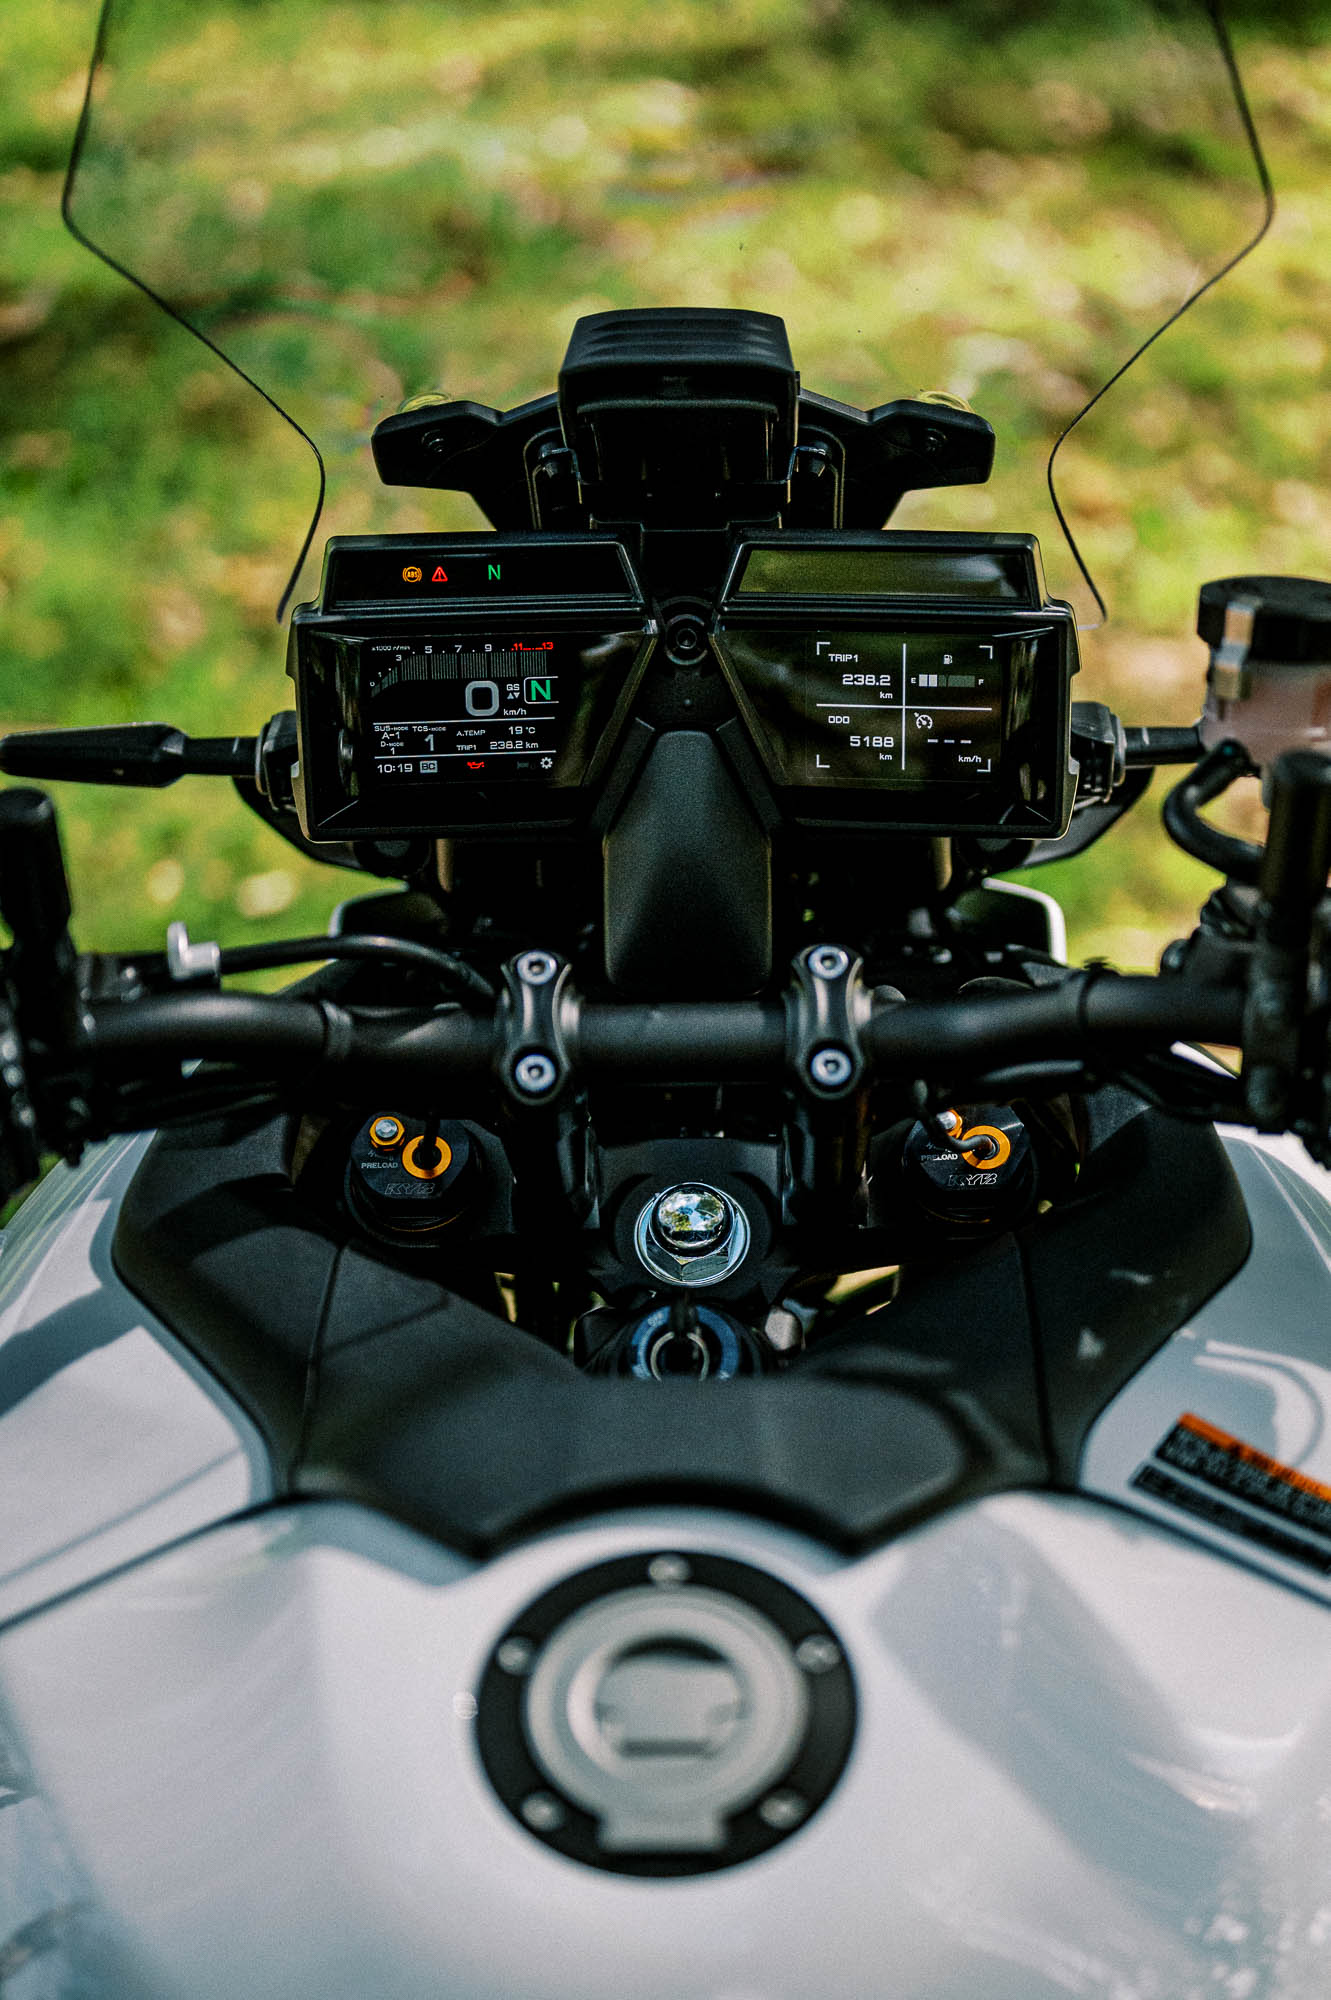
(939, 1109, 1010, 1171)
(959, 1124, 1011, 1171)
(402, 1135, 453, 1180)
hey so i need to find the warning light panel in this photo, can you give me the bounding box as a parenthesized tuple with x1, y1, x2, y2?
(321, 536, 636, 607)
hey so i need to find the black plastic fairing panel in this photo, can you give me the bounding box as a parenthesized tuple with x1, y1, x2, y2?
(303, 1352, 972, 1556)
(778, 1096, 1250, 1485)
(110, 1094, 1250, 1556)
(112, 1111, 987, 1553)
(1021, 1093, 1252, 1481)
(111, 1109, 532, 1475)
(602, 731, 772, 996)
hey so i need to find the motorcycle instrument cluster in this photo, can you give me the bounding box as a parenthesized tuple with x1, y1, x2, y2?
(714, 533, 1078, 836)
(289, 529, 1077, 842)
(289, 536, 654, 839)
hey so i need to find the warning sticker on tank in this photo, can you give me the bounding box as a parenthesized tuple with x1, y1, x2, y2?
(1132, 1412, 1331, 1574)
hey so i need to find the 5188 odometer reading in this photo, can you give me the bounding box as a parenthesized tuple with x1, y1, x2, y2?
(716, 622, 1054, 792)
(712, 606, 1071, 833)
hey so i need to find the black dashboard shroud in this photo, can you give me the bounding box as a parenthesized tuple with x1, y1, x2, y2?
(713, 532, 1078, 837)
(289, 533, 654, 840)
(288, 529, 1077, 843)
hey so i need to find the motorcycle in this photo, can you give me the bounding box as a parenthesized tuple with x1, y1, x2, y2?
(6, 1, 1331, 1994)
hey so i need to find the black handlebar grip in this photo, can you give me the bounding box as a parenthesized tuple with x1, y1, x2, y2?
(1258, 749, 1331, 943)
(0, 788, 73, 945)
(0, 724, 257, 788)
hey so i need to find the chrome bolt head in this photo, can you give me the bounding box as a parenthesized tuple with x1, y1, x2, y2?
(652, 1184, 729, 1255)
(809, 1046, 854, 1090)
(521, 1792, 566, 1832)
(794, 1634, 842, 1674)
(513, 1052, 558, 1096)
(515, 951, 558, 986)
(763, 1306, 804, 1353)
(758, 1790, 807, 1830)
(647, 1553, 692, 1588)
(633, 1182, 751, 1288)
(497, 1637, 535, 1675)
(370, 1116, 401, 1145)
(809, 944, 849, 980)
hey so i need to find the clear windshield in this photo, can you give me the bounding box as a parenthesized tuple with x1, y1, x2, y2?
(63, 0, 1270, 622)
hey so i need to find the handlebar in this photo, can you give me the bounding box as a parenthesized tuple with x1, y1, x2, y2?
(82, 969, 1244, 1091)
(5, 731, 1331, 1177)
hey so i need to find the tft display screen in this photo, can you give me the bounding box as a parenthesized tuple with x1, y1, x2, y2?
(716, 623, 1052, 790)
(364, 636, 582, 785)
(293, 621, 651, 836)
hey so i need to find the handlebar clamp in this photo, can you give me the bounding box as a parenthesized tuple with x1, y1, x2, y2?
(498, 950, 574, 1107)
(786, 945, 868, 1103)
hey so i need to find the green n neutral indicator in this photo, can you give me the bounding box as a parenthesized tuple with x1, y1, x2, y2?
(488, 563, 502, 582)
(526, 677, 554, 703)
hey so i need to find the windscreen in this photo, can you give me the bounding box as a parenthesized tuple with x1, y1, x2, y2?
(62, 0, 1272, 623)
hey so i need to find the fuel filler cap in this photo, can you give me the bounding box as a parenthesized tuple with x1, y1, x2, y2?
(475, 1551, 855, 1875)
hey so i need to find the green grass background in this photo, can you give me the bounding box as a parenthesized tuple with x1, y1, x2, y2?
(3, 0, 1331, 971)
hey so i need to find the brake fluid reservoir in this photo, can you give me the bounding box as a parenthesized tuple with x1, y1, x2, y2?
(1198, 575, 1331, 778)
(901, 1103, 1035, 1229)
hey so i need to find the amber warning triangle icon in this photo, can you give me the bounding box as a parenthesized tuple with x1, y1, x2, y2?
(432, 566, 448, 583)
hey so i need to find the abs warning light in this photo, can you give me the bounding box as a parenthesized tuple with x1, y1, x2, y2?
(401, 566, 422, 583)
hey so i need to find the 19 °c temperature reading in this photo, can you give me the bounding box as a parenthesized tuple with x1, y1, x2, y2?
(366, 638, 567, 784)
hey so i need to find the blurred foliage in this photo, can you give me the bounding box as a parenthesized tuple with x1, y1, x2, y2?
(1, 0, 1329, 972)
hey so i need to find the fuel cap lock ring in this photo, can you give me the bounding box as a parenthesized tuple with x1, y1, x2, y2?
(474, 1550, 856, 1876)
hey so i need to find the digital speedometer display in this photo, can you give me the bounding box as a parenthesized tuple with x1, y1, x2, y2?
(292, 528, 1076, 843)
(364, 634, 607, 786)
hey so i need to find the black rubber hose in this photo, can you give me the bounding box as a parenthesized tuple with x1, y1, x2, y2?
(1257, 748, 1331, 946)
(216, 932, 495, 1009)
(1161, 739, 1265, 884)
